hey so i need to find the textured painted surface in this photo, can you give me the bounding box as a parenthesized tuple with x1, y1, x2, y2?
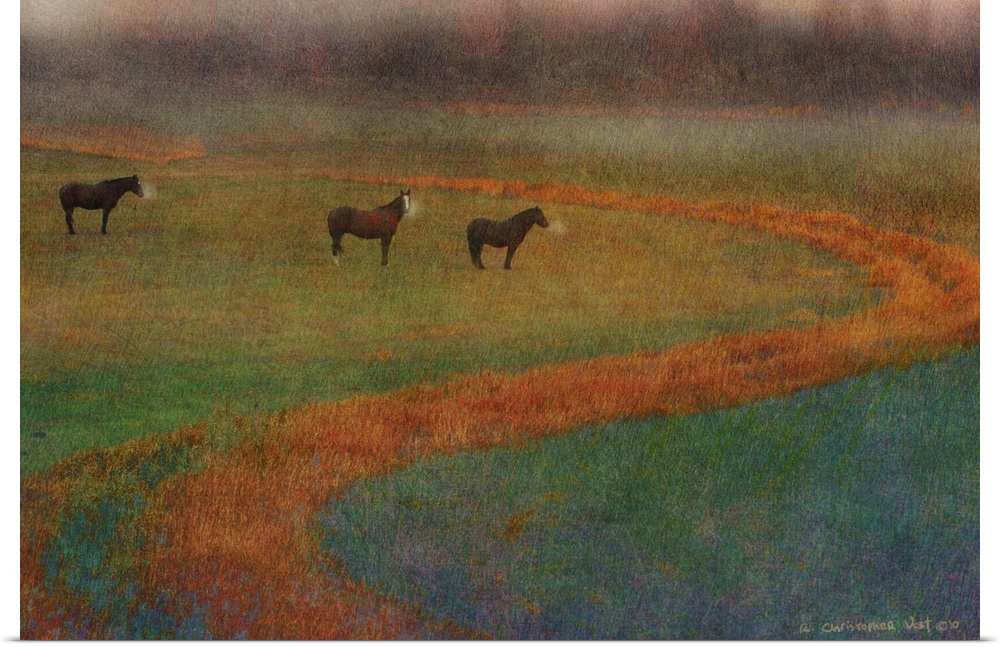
(323, 350, 978, 639)
(21, 2, 978, 638)
(22, 173, 977, 638)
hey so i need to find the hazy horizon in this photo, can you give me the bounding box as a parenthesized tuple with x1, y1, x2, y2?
(21, 0, 980, 109)
(21, 0, 978, 42)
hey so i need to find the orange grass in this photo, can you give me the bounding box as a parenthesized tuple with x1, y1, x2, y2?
(21, 176, 978, 639)
(20, 122, 207, 164)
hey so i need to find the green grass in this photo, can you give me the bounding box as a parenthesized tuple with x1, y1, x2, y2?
(25, 436, 211, 639)
(320, 348, 979, 640)
(21, 94, 978, 639)
(20, 97, 977, 476)
(24, 86, 979, 251)
(20, 148, 874, 474)
(209, 103, 979, 253)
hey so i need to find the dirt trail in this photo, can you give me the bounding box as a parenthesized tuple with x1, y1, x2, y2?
(21, 175, 978, 639)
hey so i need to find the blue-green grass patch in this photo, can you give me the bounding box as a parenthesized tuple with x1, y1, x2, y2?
(320, 348, 979, 639)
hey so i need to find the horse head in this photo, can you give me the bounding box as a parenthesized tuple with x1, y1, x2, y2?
(399, 189, 411, 216)
(130, 174, 145, 198)
(532, 206, 549, 228)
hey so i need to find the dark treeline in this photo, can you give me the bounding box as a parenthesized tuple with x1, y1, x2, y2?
(21, 0, 979, 108)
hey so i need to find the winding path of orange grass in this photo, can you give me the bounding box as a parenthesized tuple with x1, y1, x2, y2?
(21, 122, 207, 164)
(21, 176, 978, 639)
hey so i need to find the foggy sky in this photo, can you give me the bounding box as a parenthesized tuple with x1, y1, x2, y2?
(21, 0, 978, 44)
(20, 0, 979, 108)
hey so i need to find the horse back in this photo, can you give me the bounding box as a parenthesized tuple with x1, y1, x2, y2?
(328, 206, 400, 239)
(466, 218, 488, 235)
(468, 217, 516, 248)
(59, 182, 102, 210)
(328, 206, 356, 231)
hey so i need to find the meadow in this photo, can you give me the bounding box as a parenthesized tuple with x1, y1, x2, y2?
(20, 94, 979, 638)
(20, 100, 921, 475)
(322, 348, 979, 639)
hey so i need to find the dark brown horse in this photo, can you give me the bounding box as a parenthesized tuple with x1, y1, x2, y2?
(467, 206, 549, 270)
(59, 175, 144, 235)
(327, 190, 411, 266)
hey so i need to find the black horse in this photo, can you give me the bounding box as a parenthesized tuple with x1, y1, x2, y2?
(327, 190, 411, 266)
(467, 206, 549, 270)
(59, 175, 144, 235)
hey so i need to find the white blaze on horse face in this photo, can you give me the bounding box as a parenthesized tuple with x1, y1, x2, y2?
(402, 194, 411, 212)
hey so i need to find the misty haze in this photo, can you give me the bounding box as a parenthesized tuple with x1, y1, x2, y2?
(20, 0, 980, 641)
(22, 0, 978, 110)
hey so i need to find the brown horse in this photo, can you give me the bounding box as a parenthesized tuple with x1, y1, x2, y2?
(467, 206, 549, 269)
(327, 190, 411, 266)
(59, 175, 144, 235)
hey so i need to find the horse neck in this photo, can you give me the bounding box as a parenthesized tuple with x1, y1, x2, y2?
(106, 178, 135, 197)
(379, 198, 405, 219)
(512, 211, 537, 232)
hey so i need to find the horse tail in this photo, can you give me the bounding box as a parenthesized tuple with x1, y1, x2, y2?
(467, 219, 485, 267)
(58, 184, 75, 210)
(328, 207, 353, 257)
(327, 209, 339, 254)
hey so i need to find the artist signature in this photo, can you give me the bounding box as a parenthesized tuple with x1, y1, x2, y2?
(798, 616, 962, 636)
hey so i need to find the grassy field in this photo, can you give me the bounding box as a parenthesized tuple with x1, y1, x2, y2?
(20, 97, 979, 638)
(21, 137, 877, 475)
(321, 348, 979, 639)
(20, 99, 979, 477)
(23, 87, 980, 249)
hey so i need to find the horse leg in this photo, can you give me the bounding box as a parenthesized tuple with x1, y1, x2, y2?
(101, 208, 111, 235)
(64, 208, 76, 235)
(380, 236, 392, 266)
(330, 232, 344, 266)
(503, 243, 518, 270)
